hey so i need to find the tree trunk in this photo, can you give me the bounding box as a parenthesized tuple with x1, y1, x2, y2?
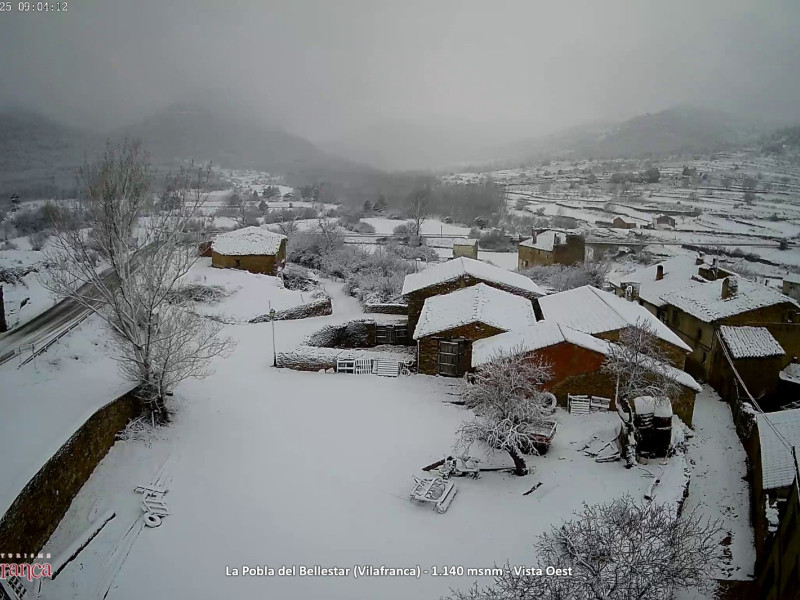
(507, 447, 528, 476)
(0, 285, 7, 333)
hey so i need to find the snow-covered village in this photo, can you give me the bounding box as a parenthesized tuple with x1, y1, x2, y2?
(2, 2, 800, 600)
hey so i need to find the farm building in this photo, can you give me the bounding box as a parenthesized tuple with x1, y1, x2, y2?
(609, 254, 709, 319)
(538, 285, 692, 368)
(452, 239, 478, 259)
(211, 226, 287, 275)
(402, 257, 544, 341)
(661, 276, 800, 380)
(652, 214, 676, 229)
(612, 216, 637, 229)
(472, 321, 701, 425)
(709, 326, 786, 406)
(517, 229, 585, 268)
(413, 284, 536, 376)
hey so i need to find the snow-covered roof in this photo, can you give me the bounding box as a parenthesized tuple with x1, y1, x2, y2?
(401, 257, 544, 297)
(662, 276, 799, 323)
(785, 273, 800, 285)
(719, 326, 785, 359)
(413, 283, 536, 340)
(519, 230, 566, 252)
(472, 321, 610, 366)
(471, 321, 701, 391)
(780, 363, 800, 385)
(212, 226, 286, 256)
(757, 410, 800, 490)
(453, 239, 478, 247)
(538, 286, 691, 352)
(609, 255, 705, 308)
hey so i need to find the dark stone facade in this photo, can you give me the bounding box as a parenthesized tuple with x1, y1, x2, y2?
(211, 238, 287, 276)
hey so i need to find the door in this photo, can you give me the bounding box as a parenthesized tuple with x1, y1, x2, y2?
(438, 340, 462, 376)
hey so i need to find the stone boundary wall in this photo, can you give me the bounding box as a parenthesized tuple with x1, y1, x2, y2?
(0, 389, 141, 554)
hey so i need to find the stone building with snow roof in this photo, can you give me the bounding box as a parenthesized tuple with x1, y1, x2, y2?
(517, 229, 585, 269)
(612, 216, 637, 229)
(709, 326, 786, 406)
(402, 257, 544, 343)
(452, 239, 478, 259)
(413, 283, 536, 376)
(538, 285, 692, 368)
(471, 321, 701, 425)
(211, 226, 287, 276)
(661, 275, 800, 380)
(784, 273, 800, 300)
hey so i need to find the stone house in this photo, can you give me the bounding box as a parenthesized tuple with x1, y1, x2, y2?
(402, 257, 544, 342)
(538, 285, 692, 368)
(612, 216, 637, 229)
(709, 325, 786, 405)
(661, 276, 800, 380)
(652, 214, 676, 229)
(413, 284, 536, 376)
(517, 229, 585, 269)
(452, 239, 478, 259)
(211, 226, 287, 275)
(472, 321, 701, 425)
(784, 273, 800, 300)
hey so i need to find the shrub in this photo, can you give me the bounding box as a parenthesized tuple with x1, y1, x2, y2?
(28, 230, 49, 250)
(477, 229, 515, 251)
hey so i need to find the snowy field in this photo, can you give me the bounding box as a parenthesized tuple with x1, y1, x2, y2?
(36, 281, 693, 600)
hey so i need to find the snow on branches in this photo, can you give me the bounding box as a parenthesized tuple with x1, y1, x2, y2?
(457, 348, 553, 476)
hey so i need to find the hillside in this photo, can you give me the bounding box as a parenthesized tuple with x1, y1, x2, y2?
(112, 103, 354, 174)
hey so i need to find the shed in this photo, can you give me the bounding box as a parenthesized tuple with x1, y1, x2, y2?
(211, 227, 287, 275)
(452, 239, 479, 259)
(414, 283, 536, 376)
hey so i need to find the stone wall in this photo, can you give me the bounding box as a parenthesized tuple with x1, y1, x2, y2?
(0, 389, 141, 554)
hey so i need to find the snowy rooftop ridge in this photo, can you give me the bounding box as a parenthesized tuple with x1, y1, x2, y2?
(785, 273, 800, 285)
(719, 326, 785, 359)
(471, 321, 701, 392)
(538, 285, 691, 352)
(401, 257, 544, 297)
(661, 276, 799, 323)
(757, 409, 800, 490)
(519, 230, 564, 252)
(413, 283, 536, 340)
(212, 226, 286, 256)
(608, 255, 706, 308)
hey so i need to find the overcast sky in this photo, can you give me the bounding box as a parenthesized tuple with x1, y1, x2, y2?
(1, 0, 799, 145)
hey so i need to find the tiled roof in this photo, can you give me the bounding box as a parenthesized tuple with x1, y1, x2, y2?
(719, 326, 785, 359)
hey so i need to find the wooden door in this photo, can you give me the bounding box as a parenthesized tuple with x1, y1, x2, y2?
(438, 340, 462, 376)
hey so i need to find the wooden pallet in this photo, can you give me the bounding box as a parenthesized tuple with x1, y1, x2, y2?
(568, 395, 590, 415)
(374, 359, 400, 377)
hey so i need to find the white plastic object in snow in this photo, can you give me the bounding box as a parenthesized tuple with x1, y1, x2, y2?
(410, 476, 458, 513)
(540, 392, 557, 414)
(144, 513, 162, 528)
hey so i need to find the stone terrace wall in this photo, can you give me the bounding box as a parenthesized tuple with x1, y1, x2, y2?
(0, 389, 141, 554)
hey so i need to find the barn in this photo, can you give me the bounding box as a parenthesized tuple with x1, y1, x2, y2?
(413, 283, 536, 376)
(402, 257, 544, 341)
(211, 227, 287, 276)
(472, 321, 701, 425)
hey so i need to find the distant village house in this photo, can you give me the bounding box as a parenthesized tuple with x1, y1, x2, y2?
(211, 226, 287, 276)
(517, 229, 585, 269)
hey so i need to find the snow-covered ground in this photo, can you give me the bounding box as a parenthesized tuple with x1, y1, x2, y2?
(683, 386, 755, 581)
(36, 280, 689, 600)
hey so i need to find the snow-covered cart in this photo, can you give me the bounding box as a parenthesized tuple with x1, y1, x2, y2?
(409, 476, 458, 513)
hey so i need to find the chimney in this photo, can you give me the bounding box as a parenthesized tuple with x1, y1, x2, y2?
(713, 257, 718, 268)
(695, 253, 704, 266)
(530, 228, 537, 243)
(721, 277, 738, 299)
(656, 265, 664, 281)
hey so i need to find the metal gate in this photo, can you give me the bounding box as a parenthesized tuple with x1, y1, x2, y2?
(438, 340, 462, 376)
(376, 324, 407, 345)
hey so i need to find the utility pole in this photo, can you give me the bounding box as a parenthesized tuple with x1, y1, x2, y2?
(269, 305, 277, 367)
(0, 285, 7, 333)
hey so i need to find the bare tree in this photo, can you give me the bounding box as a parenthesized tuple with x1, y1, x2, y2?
(602, 320, 679, 467)
(405, 186, 430, 243)
(316, 217, 343, 254)
(448, 496, 721, 600)
(40, 140, 233, 421)
(457, 349, 553, 476)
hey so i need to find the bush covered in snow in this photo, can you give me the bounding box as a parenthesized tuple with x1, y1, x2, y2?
(281, 263, 319, 292)
(520, 261, 609, 291)
(250, 296, 332, 322)
(165, 283, 228, 304)
(307, 319, 376, 348)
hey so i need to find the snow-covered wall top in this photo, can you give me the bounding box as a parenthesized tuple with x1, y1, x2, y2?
(212, 226, 286, 256)
(719, 326, 785, 359)
(539, 285, 692, 352)
(413, 283, 536, 339)
(401, 257, 544, 297)
(662, 276, 799, 323)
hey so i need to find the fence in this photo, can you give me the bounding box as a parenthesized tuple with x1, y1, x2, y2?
(15, 311, 90, 369)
